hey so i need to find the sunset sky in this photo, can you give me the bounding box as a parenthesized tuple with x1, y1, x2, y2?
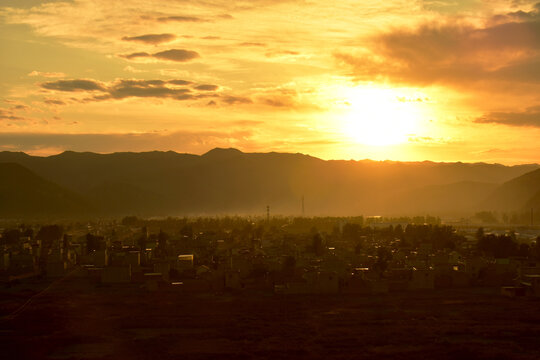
(1, 0, 540, 164)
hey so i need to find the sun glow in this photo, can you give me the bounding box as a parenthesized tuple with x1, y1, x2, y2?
(341, 87, 424, 146)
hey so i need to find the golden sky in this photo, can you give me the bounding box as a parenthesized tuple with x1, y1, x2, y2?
(1, 0, 540, 164)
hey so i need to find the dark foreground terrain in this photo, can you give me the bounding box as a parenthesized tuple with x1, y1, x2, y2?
(1, 272, 540, 360)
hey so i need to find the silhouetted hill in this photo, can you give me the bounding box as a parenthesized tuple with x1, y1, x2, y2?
(0, 162, 89, 217)
(0, 149, 537, 217)
(85, 181, 165, 214)
(202, 147, 244, 160)
(484, 168, 540, 211)
(524, 190, 540, 211)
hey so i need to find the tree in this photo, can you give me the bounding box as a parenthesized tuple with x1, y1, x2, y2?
(121, 216, 139, 226)
(476, 227, 484, 242)
(155, 229, 170, 258)
(355, 241, 363, 254)
(394, 224, 404, 239)
(475, 211, 498, 224)
(36, 225, 63, 248)
(282, 256, 296, 278)
(86, 233, 104, 252)
(180, 224, 193, 239)
(373, 246, 392, 277)
(311, 233, 324, 256)
(1, 229, 20, 245)
(530, 238, 540, 260)
(477, 234, 518, 258)
(342, 223, 361, 242)
(518, 243, 530, 257)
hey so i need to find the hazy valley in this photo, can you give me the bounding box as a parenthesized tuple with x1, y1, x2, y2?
(1, 148, 538, 218)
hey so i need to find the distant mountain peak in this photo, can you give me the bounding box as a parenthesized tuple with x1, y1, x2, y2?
(52, 150, 96, 158)
(202, 147, 244, 159)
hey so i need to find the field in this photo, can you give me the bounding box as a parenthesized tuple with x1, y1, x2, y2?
(2, 271, 540, 360)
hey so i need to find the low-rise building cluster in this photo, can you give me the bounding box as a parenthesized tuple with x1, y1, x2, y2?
(2, 218, 540, 298)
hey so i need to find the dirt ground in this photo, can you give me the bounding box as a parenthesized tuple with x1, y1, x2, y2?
(1, 273, 540, 360)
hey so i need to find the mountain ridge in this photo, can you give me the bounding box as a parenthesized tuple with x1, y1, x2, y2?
(0, 162, 89, 217)
(0, 148, 539, 217)
(5, 148, 538, 167)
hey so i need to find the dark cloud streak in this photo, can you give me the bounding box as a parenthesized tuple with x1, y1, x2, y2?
(120, 52, 151, 60)
(476, 106, 540, 127)
(41, 79, 106, 92)
(39, 78, 252, 106)
(0, 108, 25, 121)
(153, 49, 200, 62)
(195, 84, 219, 91)
(221, 95, 253, 105)
(120, 49, 200, 62)
(44, 99, 66, 105)
(169, 79, 193, 86)
(122, 33, 176, 44)
(157, 16, 205, 22)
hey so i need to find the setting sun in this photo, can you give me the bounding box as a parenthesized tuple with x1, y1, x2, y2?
(341, 87, 423, 146)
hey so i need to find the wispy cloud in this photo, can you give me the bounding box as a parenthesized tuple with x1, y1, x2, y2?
(157, 15, 206, 23)
(476, 105, 540, 127)
(221, 95, 253, 105)
(239, 42, 266, 47)
(120, 52, 151, 60)
(120, 49, 200, 62)
(194, 84, 219, 91)
(38, 78, 257, 107)
(0, 108, 25, 121)
(44, 99, 67, 106)
(41, 78, 196, 101)
(28, 71, 66, 78)
(121, 33, 176, 45)
(41, 79, 106, 92)
(153, 49, 200, 62)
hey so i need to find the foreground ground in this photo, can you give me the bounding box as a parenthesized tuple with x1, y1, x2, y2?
(1, 271, 540, 360)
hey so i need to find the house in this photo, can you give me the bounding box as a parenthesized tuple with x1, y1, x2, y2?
(109, 250, 140, 267)
(521, 275, 540, 297)
(0, 251, 9, 271)
(81, 249, 108, 267)
(177, 254, 194, 271)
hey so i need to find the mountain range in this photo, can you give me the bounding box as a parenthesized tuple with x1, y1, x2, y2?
(0, 148, 539, 218)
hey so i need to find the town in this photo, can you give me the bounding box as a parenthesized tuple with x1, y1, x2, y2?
(3, 215, 540, 297)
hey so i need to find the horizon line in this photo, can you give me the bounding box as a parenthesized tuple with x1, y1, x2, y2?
(1, 147, 538, 167)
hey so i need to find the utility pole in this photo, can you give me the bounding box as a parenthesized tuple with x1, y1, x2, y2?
(267, 205, 270, 224)
(302, 196, 305, 217)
